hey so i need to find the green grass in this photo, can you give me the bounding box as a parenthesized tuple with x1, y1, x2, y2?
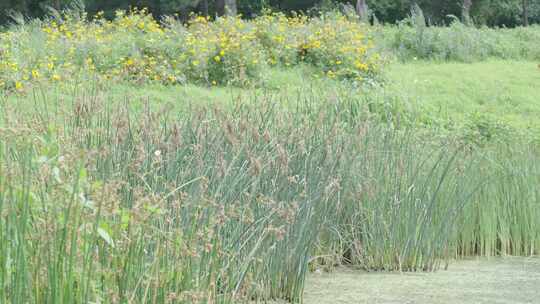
(376, 22, 540, 62)
(1, 52, 540, 303)
(1, 10, 540, 302)
(2, 66, 343, 114)
(385, 60, 540, 130)
(6, 60, 539, 137)
(2, 78, 539, 303)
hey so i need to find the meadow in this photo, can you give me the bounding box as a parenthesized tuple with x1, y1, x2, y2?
(0, 8, 540, 304)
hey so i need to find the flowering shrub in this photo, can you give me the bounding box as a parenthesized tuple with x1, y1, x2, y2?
(0, 9, 383, 92)
(254, 12, 382, 81)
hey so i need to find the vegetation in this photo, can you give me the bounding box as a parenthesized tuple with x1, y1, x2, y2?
(0, 9, 381, 91)
(379, 60, 540, 141)
(0, 3, 539, 304)
(379, 21, 540, 62)
(2, 84, 539, 303)
(2, 0, 540, 27)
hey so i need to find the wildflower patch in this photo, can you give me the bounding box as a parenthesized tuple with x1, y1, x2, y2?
(0, 9, 383, 92)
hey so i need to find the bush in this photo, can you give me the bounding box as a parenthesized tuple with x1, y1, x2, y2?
(378, 19, 540, 62)
(254, 12, 383, 81)
(0, 8, 383, 92)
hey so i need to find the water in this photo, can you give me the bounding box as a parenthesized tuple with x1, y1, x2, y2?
(304, 257, 540, 304)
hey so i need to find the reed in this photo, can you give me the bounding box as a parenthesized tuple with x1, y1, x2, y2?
(0, 89, 538, 303)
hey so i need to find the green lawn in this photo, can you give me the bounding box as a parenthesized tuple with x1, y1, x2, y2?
(97, 60, 540, 138)
(2, 66, 344, 115)
(4, 60, 539, 139)
(384, 60, 540, 133)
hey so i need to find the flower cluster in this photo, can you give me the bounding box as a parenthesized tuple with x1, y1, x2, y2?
(0, 9, 383, 93)
(254, 12, 382, 80)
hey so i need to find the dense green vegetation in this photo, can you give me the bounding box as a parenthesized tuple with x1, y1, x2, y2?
(1, 0, 540, 26)
(0, 4, 539, 304)
(2, 81, 539, 303)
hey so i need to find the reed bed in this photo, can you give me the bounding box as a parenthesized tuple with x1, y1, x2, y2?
(0, 90, 539, 303)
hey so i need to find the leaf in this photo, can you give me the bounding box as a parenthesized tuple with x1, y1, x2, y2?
(97, 227, 115, 248)
(79, 192, 95, 210)
(52, 166, 62, 183)
(79, 167, 87, 182)
(120, 209, 130, 230)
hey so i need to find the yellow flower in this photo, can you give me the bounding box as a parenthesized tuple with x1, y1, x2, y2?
(192, 60, 200, 66)
(336, 60, 342, 65)
(15, 81, 23, 91)
(52, 74, 61, 81)
(31, 69, 40, 79)
(219, 50, 225, 56)
(327, 70, 336, 78)
(214, 55, 221, 62)
(354, 61, 369, 71)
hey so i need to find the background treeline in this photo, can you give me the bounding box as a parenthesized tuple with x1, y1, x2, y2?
(0, 0, 538, 26)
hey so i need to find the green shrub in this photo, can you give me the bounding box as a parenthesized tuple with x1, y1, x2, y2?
(378, 20, 540, 62)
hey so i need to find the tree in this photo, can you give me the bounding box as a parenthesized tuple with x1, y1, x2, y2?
(522, 0, 529, 25)
(462, 0, 473, 24)
(216, 0, 237, 16)
(356, 0, 368, 22)
(0, 0, 538, 26)
(201, 0, 209, 16)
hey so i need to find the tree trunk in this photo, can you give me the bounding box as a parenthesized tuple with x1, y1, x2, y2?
(356, 0, 368, 22)
(462, 0, 472, 25)
(202, 0, 209, 17)
(522, 0, 529, 26)
(216, 0, 237, 16)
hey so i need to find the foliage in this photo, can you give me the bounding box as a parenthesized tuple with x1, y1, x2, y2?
(1, 87, 539, 302)
(378, 20, 540, 62)
(253, 12, 382, 80)
(0, 8, 382, 92)
(0, 3, 539, 303)
(1, 0, 539, 27)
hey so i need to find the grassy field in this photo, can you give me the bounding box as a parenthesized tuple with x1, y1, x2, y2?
(9, 59, 539, 132)
(1, 9, 540, 304)
(385, 60, 540, 133)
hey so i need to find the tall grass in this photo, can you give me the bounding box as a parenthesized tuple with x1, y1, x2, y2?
(376, 20, 540, 62)
(0, 88, 539, 303)
(457, 146, 540, 257)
